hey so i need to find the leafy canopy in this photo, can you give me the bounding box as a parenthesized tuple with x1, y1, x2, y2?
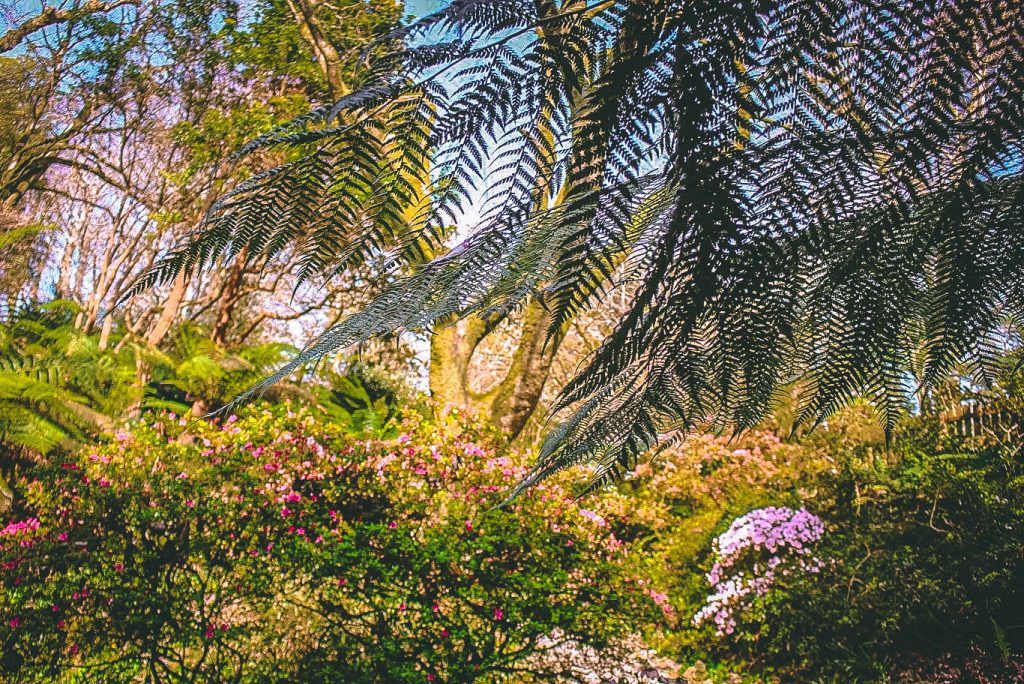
(130, 0, 1024, 493)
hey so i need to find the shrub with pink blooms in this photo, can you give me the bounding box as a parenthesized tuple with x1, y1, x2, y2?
(692, 506, 825, 637)
(0, 405, 663, 682)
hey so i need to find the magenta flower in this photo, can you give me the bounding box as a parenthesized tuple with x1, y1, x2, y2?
(493, 609, 503, 621)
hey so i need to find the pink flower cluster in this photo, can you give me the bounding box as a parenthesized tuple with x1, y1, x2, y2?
(578, 508, 608, 528)
(694, 506, 825, 636)
(0, 518, 41, 549)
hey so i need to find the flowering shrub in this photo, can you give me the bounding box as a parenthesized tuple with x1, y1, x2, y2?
(0, 406, 662, 682)
(693, 507, 825, 637)
(600, 431, 828, 558)
(739, 443, 1024, 679)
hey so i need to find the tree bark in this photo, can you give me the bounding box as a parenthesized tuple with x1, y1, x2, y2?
(210, 249, 248, 346)
(429, 300, 567, 441)
(145, 270, 188, 347)
(284, 0, 348, 96)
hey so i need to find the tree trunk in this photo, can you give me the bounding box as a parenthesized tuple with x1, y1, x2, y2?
(284, 0, 348, 97)
(429, 299, 567, 441)
(210, 249, 248, 347)
(145, 270, 188, 347)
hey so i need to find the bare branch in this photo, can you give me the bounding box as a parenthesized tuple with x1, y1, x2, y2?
(0, 0, 138, 54)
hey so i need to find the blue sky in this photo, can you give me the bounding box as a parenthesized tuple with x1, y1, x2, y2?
(406, 0, 446, 20)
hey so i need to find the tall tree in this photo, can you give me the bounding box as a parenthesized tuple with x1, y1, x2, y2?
(132, 0, 1024, 492)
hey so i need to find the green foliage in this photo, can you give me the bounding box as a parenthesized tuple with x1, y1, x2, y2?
(226, 0, 403, 98)
(314, 360, 411, 434)
(0, 303, 131, 456)
(153, 323, 299, 413)
(0, 308, 407, 466)
(0, 406, 661, 682)
(683, 413, 1024, 680)
(168, 94, 313, 185)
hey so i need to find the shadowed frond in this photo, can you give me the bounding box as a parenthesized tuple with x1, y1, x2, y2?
(130, 0, 1024, 495)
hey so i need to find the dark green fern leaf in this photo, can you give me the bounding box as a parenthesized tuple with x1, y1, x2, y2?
(129, 0, 1024, 497)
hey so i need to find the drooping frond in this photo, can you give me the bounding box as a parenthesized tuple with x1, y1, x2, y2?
(131, 0, 1024, 494)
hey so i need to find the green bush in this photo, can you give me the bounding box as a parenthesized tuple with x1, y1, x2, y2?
(700, 422, 1024, 680)
(0, 406, 662, 682)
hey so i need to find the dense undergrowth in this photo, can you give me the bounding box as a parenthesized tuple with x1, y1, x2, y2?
(2, 304, 1024, 682)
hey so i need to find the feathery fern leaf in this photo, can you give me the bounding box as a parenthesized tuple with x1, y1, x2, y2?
(131, 0, 1024, 495)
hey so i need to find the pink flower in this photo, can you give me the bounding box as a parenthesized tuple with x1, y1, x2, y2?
(8, 617, 19, 628)
(185, 500, 195, 508)
(57, 532, 68, 542)
(114, 563, 124, 573)
(426, 675, 436, 682)
(399, 603, 407, 611)
(67, 644, 78, 654)
(441, 629, 449, 637)
(388, 521, 398, 529)
(464, 520, 473, 532)
(493, 609, 503, 621)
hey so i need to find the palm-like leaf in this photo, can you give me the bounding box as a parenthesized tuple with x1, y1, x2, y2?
(131, 0, 1024, 493)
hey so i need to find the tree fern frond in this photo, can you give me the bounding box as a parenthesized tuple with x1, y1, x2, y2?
(128, 0, 1024, 497)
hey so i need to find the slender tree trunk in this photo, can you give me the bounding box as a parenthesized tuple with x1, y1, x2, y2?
(97, 314, 113, 350)
(284, 0, 348, 97)
(210, 248, 248, 346)
(145, 270, 188, 347)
